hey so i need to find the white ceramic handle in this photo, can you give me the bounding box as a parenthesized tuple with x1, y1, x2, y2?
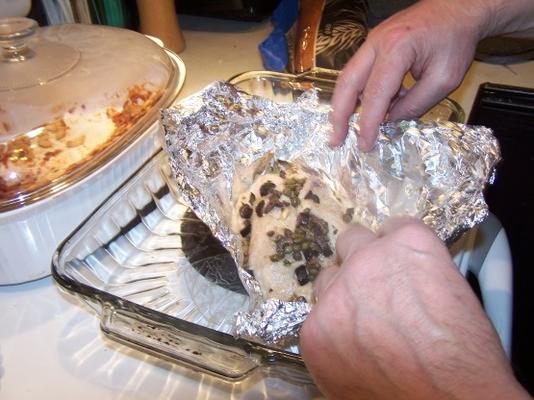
(462, 213, 513, 358)
(474, 228, 513, 357)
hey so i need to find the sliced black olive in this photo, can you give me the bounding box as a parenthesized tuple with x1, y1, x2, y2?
(255, 200, 265, 217)
(249, 192, 256, 205)
(297, 211, 310, 226)
(304, 190, 320, 204)
(342, 208, 355, 223)
(239, 203, 253, 219)
(263, 200, 275, 214)
(240, 220, 251, 237)
(295, 265, 310, 286)
(321, 244, 333, 257)
(259, 181, 276, 196)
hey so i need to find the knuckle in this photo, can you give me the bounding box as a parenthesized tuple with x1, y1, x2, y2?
(361, 81, 383, 102)
(336, 71, 352, 88)
(336, 69, 361, 93)
(435, 70, 462, 94)
(372, 26, 411, 55)
(401, 102, 424, 119)
(391, 219, 435, 245)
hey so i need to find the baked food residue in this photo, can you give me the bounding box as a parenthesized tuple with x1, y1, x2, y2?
(0, 85, 162, 199)
(232, 160, 354, 303)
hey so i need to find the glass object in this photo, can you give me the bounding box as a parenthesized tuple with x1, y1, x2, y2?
(53, 151, 314, 385)
(228, 68, 465, 123)
(0, 18, 184, 212)
(53, 71, 474, 389)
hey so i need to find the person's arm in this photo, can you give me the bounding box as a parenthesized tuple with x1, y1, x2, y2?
(330, 0, 534, 150)
(300, 218, 531, 400)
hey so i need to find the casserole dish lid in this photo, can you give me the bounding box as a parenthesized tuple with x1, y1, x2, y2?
(0, 17, 184, 212)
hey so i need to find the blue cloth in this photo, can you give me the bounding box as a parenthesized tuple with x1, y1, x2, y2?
(259, 0, 299, 72)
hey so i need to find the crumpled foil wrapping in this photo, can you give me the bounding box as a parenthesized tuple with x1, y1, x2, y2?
(161, 81, 500, 346)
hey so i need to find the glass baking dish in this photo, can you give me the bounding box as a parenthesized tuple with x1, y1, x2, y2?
(53, 70, 491, 392)
(51, 146, 318, 385)
(227, 69, 465, 123)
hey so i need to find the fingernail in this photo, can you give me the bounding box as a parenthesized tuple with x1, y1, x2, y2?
(329, 136, 341, 147)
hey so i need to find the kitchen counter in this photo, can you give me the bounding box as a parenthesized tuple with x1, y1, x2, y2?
(1, 15, 534, 400)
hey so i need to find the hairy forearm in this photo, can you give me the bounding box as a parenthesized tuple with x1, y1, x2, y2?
(474, 0, 534, 38)
(419, 0, 534, 39)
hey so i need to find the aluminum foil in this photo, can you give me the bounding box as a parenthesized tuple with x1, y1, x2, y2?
(161, 81, 500, 346)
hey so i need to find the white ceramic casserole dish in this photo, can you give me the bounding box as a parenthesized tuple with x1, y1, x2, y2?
(0, 18, 186, 284)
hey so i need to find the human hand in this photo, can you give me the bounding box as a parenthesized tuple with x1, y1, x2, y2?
(300, 218, 529, 400)
(329, 0, 488, 150)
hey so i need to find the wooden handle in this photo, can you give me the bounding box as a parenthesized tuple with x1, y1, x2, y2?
(136, 0, 185, 54)
(293, 0, 325, 73)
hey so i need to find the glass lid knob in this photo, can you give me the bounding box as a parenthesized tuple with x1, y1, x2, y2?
(0, 17, 37, 62)
(0, 17, 80, 91)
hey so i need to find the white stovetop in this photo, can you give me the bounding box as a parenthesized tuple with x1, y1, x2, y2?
(1, 15, 533, 400)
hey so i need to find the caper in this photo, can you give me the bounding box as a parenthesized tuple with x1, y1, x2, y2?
(270, 253, 283, 262)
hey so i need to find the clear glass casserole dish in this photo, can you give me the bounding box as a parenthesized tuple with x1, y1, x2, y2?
(52, 71, 511, 393)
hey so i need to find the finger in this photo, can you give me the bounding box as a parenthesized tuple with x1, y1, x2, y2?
(336, 224, 377, 263)
(378, 216, 424, 236)
(357, 53, 412, 151)
(330, 44, 376, 147)
(388, 67, 461, 121)
(388, 84, 409, 112)
(313, 265, 339, 301)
